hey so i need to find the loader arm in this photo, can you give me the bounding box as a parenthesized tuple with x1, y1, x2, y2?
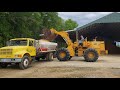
(50, 28, 75, 56)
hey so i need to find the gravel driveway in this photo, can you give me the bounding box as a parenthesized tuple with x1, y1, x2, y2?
(0, 55, 120, 78)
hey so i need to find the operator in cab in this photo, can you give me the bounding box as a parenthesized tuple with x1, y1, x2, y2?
(79, 35, 85, 46)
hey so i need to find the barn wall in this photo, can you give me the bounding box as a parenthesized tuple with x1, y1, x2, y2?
(105, 40, 120, 54)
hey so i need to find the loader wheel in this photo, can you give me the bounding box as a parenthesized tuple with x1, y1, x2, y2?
(0, 63, 8, 68)
(46, 53, 54, 61)
(84, 48, 99, 62)
(19, 56, 30, 70)
(68, 56, 72, 60)
(56, 48, 70, 61)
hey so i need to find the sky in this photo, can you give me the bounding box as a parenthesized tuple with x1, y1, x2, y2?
(58, 12, 114, 27)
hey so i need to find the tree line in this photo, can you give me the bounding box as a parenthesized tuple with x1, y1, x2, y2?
(0, 12, 78, 47)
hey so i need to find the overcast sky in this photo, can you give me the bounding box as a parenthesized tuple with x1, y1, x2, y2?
(58, 12, 114, 27)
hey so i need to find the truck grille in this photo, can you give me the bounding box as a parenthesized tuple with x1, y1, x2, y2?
(0, 49, 12, 55)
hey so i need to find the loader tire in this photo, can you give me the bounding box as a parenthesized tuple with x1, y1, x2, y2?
(46, 53, 54, 61)
(19, 56, 30, 70)
(84, 48, 99, 62)
(56, 48, 70, 61)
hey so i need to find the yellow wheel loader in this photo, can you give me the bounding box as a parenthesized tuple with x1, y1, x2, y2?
(50, 28, 108, 62)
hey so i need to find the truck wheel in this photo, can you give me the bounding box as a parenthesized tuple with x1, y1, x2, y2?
(41, 56, 46, 60)
(0, 63, 8, 68)
(19, 56, 30, 70)
(84, 48, 99, 62)
(35, 57, 40, 61)
(56, 48, 70, 61)
(46, 53, 54, 61)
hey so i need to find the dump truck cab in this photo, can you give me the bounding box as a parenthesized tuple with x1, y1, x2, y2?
(0, 38, 36, 60)
(0, 38, 36, 69)
(9, 38, 36, 56)
(0, 38, 57, 70)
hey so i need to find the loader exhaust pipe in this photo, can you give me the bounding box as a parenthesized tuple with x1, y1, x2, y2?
(76, 30, 79, 42)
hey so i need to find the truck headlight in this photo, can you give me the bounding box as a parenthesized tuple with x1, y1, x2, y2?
(15, 54, 22, 58)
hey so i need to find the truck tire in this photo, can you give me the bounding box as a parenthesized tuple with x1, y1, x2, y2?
(19, 56, 30, 70)
(0, 63, 8, 68)
(46, 53, 54, 61)
(41, 56, 46, 60)
(53, 52, 57, 58)
(35, 57, 40, 61)
(56, 48, 70, 61)
(83, 48, 99, 62)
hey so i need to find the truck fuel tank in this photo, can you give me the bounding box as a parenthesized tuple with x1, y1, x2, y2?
(35, 39, 57, 52)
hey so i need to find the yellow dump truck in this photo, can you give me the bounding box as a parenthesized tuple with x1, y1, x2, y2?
(0, 38, 57, 69)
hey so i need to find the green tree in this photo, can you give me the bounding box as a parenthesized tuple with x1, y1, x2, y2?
(55, 16, 65, 31)
(0, 12, 79, 47)
(64, 19, 78, 31)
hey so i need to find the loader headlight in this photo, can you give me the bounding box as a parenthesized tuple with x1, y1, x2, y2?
(15, 54, 22, 58)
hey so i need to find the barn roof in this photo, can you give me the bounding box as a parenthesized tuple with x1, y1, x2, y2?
(55, 12, 120, 42)
(76, 12, 120, 31)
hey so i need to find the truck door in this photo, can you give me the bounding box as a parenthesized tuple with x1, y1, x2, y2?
(28, 40, 36, 56)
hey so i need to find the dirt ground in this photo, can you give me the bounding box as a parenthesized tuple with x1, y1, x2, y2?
(0, 55, 120, 78)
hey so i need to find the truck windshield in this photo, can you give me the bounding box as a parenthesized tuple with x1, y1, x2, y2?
(9, 40, 27, 46)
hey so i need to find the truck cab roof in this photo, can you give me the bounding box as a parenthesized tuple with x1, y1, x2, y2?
(10, 38, 35, 41)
